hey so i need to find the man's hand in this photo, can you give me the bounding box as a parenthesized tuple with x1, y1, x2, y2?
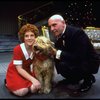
(51, 47, 57, 56)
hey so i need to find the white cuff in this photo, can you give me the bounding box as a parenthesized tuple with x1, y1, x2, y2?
(13, 60, 22, 65)
(56, 50, 62, 59)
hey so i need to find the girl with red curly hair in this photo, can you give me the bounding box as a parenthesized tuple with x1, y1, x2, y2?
(5, 24, 41, 96)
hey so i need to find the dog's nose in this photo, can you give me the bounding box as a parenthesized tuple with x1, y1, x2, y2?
(34, 45, 38, 50)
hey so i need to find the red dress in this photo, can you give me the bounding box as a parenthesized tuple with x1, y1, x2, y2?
(6, 43, 35, 91)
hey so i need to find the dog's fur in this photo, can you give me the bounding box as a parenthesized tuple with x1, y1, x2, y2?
(32, 36, 55, 94)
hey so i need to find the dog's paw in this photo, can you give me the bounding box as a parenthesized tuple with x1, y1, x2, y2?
(44, 88, 51, 94)
(38, 89, 44, 94)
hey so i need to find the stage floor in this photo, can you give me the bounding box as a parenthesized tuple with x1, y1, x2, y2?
(0, 52, 100, 99)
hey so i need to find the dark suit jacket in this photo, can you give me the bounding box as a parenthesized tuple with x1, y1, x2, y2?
(55, 25, 99, 75)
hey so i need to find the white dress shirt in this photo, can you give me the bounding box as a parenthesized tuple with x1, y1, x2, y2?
(56, 24, 66, 59)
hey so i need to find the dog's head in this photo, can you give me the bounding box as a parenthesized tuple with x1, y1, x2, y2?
(33, 36, 55, 57)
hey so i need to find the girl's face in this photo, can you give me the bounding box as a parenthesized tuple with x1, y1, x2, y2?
(24, 31, 36, 47)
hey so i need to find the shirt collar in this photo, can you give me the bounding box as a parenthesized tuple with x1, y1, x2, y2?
(20, 43, 33, 60)
(62, 24, 66, 34)
(57, 24, 66, 40)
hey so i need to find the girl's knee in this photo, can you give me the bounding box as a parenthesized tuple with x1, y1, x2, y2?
(12, 88, 29, 96)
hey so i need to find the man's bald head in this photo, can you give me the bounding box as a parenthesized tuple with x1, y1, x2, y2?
(48, 14, 64, 21)
(48, 14, 66, 38)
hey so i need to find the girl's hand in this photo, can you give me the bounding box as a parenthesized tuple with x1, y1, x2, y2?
(32, 79, 41, 90)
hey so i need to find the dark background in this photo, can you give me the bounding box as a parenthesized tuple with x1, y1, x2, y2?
(0, 0, 51, 35)
(0, 0, 100, 36)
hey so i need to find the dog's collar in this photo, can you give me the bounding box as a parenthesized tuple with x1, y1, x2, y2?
(35, 54, 48, 61)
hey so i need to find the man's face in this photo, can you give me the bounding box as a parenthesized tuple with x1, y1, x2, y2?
(48, 19, 65, 38)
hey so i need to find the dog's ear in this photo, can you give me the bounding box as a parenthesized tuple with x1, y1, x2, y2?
(49, 46, 57, 56)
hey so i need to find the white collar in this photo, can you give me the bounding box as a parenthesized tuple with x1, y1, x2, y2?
(62, 24, 66, 35)
(20, 43, 33, 60)
(57, 24, 66, 40)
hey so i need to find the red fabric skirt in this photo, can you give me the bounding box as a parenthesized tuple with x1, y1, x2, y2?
(6, 63, 35, 91)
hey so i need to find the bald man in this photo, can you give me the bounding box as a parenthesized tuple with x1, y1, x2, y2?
(48, 14, 99, 95)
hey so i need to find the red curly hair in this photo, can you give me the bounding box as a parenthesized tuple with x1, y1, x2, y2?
(18, 23, 39, 42)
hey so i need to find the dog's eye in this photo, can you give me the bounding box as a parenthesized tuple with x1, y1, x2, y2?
(41, 41, 45, 44)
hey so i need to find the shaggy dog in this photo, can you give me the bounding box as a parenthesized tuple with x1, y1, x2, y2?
(32, 36, 55, 94)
